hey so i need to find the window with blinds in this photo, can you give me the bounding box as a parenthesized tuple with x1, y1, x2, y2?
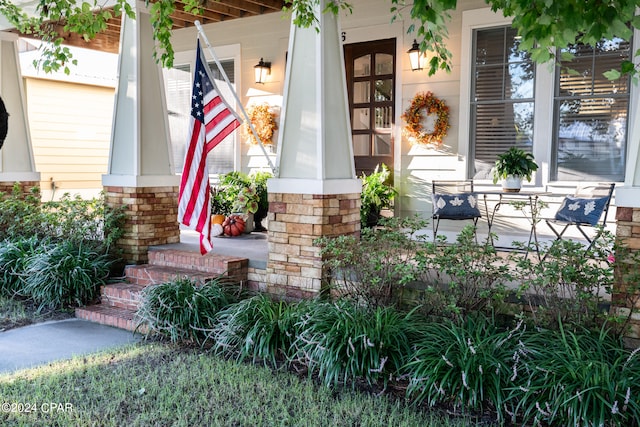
(552, 38, 630, 181)
(470, 27, 535, 179)
(164, 60, 236, 176)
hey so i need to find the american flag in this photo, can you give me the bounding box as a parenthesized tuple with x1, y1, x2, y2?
(177, 39, 241, 254)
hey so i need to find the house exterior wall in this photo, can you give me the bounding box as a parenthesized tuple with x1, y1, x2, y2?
(23, 77, 113, 199)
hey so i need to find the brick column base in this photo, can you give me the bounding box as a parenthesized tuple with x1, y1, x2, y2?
(0, 181, 40, 199)
(266, 192, 360, 299)
(104, 186, 180, 264)
(613, 206, 640, 347)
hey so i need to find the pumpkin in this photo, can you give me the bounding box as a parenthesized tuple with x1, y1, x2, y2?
(211, 214, 226, 225)
(211, 223, 224, 237)
(222, 214, 246, 237)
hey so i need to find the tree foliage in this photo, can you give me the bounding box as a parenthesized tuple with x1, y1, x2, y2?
(1, 0, 639, 78)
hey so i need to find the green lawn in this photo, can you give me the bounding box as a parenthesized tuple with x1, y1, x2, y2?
(0, 343, 488, 427)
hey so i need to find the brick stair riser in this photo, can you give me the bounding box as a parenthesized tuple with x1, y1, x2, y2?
(100, 284, 143, 311)
(148, 250, 248, 278)
(124, 266, 219, 286)
(75, 306, 147, 333)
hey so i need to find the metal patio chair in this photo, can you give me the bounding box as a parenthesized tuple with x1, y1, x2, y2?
(545, 182, 615, 254)
(431, 180, 481, 241)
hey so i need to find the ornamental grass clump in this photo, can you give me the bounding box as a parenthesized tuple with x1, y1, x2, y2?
(0, 237, 40, 298)
(136, 276, 236, 345)
(210, 294, 306, 367)
(295, 300, 419, 387)
(22, 240, 112, 311)
(509, 324, 640, 427)
(404, 314, 524, 422)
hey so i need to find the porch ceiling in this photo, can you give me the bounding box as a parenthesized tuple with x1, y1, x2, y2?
(4, 0, 286, 53)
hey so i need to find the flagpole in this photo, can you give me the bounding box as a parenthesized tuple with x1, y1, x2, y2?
(194, 20, 277, 176)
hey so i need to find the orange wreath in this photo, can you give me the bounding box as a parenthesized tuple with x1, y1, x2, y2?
(401, 91, 450, 146)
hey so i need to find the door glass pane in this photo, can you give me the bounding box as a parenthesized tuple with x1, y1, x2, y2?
(353, 135, 370, 155)
(375, 53, 393, 75)
(375, 79, 392, 101)
(354, 55, 371, 77)
(374, 107, 392, 129)
(373, 134, 391, 155)
(353, 81, 370, 103)
(353, 108, 370, 129)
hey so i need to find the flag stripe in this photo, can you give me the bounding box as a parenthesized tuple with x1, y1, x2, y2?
(177, 39, 241, 255)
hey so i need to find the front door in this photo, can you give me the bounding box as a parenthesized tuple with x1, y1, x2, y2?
(344, 38, 395, 176)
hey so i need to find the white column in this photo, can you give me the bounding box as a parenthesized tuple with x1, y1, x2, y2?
(269, 0, 360, 195)
(0, 32, 40, 182)
(102, 0, 178, 188)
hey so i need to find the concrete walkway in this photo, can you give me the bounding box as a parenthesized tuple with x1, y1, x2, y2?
(0, 318, 140, 374)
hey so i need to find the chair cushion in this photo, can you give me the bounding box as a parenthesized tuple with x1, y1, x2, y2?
(432, 193, 481, 219)
(554, 196, 608, 225)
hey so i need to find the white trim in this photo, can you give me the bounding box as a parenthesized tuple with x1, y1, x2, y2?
(616, 186, 640, 207)
(0, 172, 41, 182)
(268, 178, 362, 195)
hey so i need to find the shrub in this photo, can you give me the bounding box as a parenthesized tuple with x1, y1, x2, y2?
(211, 294, 305, 366)
(136, 276, 236, 345)
(510, 324, 640, 426)
(404, 314, 523, 421)
(0, 237, 41, 298)
(317, 216, 429, 308)
(424, 225, 510, 319)
(22, 240, 113, 311)
(511, 236, 613, 331)
(296, 300, 419, 387)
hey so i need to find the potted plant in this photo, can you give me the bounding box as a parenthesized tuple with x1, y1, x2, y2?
(491, 147, 539, 192)
(214, 171, 259, 233)
(360, 164, 397, 228)
(250, 170, 272, 231)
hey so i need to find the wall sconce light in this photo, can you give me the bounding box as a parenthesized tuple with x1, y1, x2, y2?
(254, 58, 271, 84)
(407, 39, 424, 72)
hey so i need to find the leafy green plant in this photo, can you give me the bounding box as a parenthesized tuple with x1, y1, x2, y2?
(511, 236, 613, 331)
(491, 147, 539, 184)
(404, 314, 523, 422)
(510, 324, 640, 426)
(296, 300, 419, 387)
(360, 163, 397, 228)
(0, 237, 41, 298)
(211, 294, 305, 366)
(316, 216, 429, 308)
(426, 225, 510, 319)
(213, 171, 260, 215)
(136, 276, 236, 345)
(22, 240, 113, 311)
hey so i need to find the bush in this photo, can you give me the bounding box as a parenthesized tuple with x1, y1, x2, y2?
(0, 237, 40, 298)
(211, 294, 305, 366)
(510, 324, 640, 426)
(22, 240, 113, 311)
(296, 300, 419, 387)
(317, 216, 429, 308)
(136, 276, 236, 345)
(511, 236, 613, 331)
(404, 314, 523, 422)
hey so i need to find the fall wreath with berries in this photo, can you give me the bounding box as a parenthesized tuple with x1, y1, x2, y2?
(401, 91, 449, 146)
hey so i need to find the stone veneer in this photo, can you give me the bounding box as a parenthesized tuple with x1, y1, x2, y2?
(613, 206, 640, 347)
(104, 186, 180, 264)
(266, 192, 360, 299)
(0, 181, 39, 198)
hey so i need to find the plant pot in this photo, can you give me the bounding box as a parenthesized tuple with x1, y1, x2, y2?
(502, 175, 523, 192)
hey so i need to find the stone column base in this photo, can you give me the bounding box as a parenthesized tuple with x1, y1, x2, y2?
(613, 206, 640, 347)
(266, 192, 360, 299)
(104, 186, 180, 264)
(0, 181, 40, 199)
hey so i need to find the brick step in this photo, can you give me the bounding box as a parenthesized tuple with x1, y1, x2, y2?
(147, 248, 248, 280)
(75, 305, 147, 333)
(100, 282, 146, 311)
(124, 264, 228, 286)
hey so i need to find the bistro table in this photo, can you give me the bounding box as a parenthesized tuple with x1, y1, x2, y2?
(480, 190, 549, 260)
